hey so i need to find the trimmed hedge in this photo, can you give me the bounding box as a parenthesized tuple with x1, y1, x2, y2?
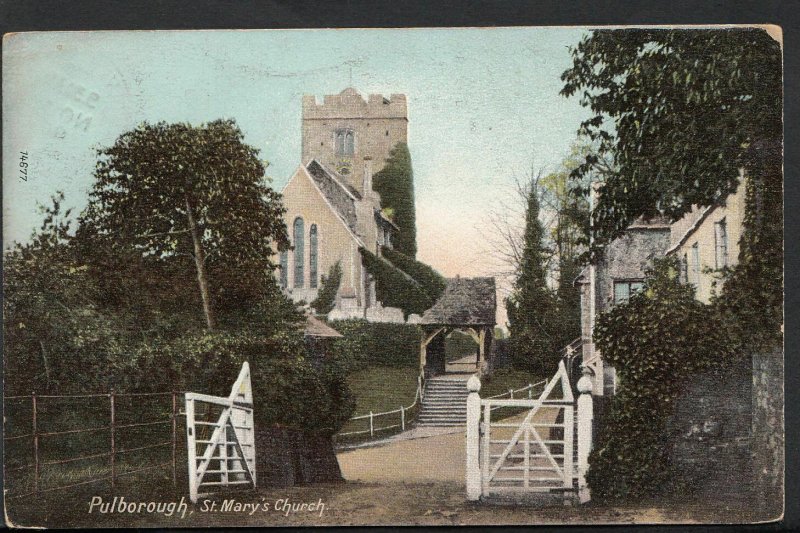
(328, 319, 420, 370)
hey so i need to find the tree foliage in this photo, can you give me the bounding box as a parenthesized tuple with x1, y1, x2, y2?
(587, 257, 732, 501)
(561, 28, 781, 251)
(77, 119, 290, 330)
(562, 27, 782, 349)
(373, 142, 417, 257)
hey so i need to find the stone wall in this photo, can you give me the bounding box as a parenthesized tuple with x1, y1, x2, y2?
(666, 358, 753, 501)
(255, 426, 344, 487)
(665, 349, 784, 519)
(751, 347, 784, 520)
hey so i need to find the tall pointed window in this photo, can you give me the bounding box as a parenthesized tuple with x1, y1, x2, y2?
(345, 131, 355, 155)
(309, 224, 318, 289)
(279, 251, 288, 289)
(293, 217, 304, 288)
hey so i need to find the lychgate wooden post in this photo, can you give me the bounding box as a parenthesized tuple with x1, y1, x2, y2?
(576, 366, 594, 503)
(465, 375, 481, 501)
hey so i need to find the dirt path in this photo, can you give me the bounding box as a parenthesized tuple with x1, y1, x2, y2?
(337, 406, 561, 483)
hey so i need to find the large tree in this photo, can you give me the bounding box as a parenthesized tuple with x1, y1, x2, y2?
(505, 179, 559, 372)
(373, 142, 417, 257)
(561, 28, 782, 347)
(77, 120, 290, 330)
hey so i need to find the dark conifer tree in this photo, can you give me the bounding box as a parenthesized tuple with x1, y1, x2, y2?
(506, 181, 558, 372)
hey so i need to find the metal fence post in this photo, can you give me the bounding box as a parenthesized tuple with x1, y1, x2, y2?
(32, 392, 39, 494)
(465, 375, 481, 501)
(171, 390, 178, 487)
(369, 411, 374, 437)
(528, 384, 533, 399)
(401, 405, 405, 431)
(109, 389, 116, 492)
(509, 388, 513, 399)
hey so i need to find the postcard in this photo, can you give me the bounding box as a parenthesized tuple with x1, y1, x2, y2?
(2, 26, 784, 527)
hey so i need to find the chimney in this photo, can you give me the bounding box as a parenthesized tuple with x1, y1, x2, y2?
(363, 156, 373, 194)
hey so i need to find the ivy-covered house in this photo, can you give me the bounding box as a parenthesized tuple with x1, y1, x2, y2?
(665, 172, 748, 303)
(573, 216, 672, 396)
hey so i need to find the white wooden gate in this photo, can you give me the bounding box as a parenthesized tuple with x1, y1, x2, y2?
(185, 362, 256, 503)
(466, 361, 593, 503)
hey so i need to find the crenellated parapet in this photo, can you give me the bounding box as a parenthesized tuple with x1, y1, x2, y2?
(302, 88, 407, 120)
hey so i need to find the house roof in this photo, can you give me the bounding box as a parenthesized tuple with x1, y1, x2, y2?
(304, 315, 344, 338)
(420, 277, 497, 326)
(305, 160, 360, 233)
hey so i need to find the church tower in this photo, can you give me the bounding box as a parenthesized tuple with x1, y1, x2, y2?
(301, 88, 408, 196)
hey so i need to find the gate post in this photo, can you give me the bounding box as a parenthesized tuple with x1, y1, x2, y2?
(576, 366, 594, 503)
(465, 375, 482, 501)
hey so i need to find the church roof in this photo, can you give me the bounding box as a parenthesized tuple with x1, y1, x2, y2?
(420, 277, 497, 327)
(305, 160, 360, 232)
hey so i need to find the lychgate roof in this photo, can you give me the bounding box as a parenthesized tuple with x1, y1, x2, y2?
(304, 315, 344, 338)
(420, 277, 496, 326)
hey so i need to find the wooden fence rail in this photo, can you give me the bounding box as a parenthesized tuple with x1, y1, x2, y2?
(3, 391, 182, 500)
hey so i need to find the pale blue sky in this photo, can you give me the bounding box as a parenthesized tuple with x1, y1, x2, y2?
(3, 28, 592, 324)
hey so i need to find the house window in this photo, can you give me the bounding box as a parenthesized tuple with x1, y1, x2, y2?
(681, 253, 689, 284)
(714, 218, 728, 268)
(293, 217, 304, 288)
(613, 280, 644, 304)
(279, 251, 288, 289)
(335, 129, 355, 156)
(689, 242, 700, 285)
(309, 224, 318, 289)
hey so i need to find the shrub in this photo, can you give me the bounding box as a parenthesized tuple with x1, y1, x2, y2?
(587, 257, 733, 502)
(311, 261, 342, 315)
(328, 319, 420, 370)
(131, 331, 355, 436)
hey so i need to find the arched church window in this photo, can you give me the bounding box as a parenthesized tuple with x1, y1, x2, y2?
(335, 131, 344, 155)
(293, 217, 304, 288)
(344, 131, 355, 155)
(309, 224, 318, 289)
(335, 128, 355, 156)
(279, 250, 288, 289)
